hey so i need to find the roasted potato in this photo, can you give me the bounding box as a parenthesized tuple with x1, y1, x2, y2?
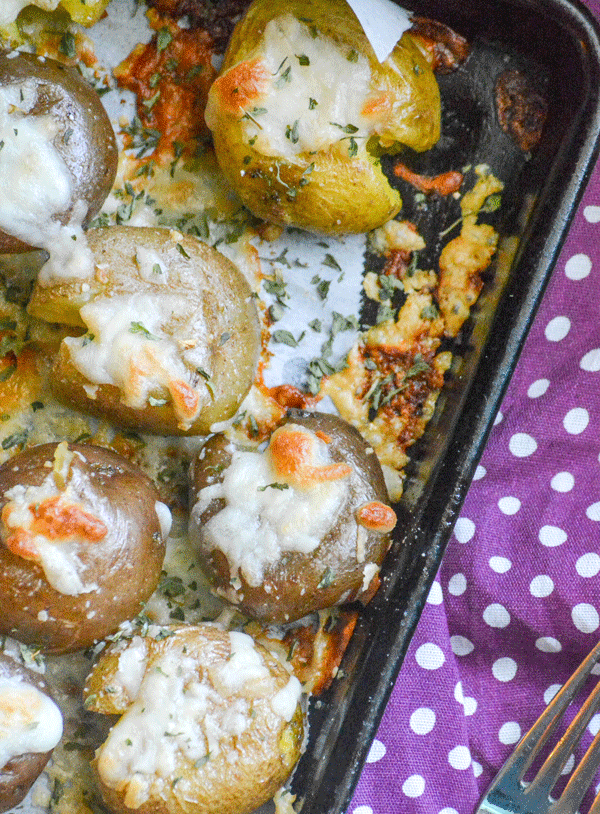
(0, 652, 63, 813)
(28, 226, 261, 435)
(205, 0, 441, 235)
(84, 624, 304, 814)
(189, 411, 397, 623)
(0, 50, 117, 254)
(0, 441, 168, 653)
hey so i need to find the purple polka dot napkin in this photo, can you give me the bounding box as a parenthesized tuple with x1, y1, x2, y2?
(350, 3, 600, 812)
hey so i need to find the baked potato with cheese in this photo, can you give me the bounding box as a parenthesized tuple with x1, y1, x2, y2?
(0, 652, 63, 813)
(0, 441, 168, 653)
(0, 50, 117, 254)
(189, 410, 397, 623)
(205, 0, 440, 235)
(84, 624, 304, 814)
(28, 226, 261, 435)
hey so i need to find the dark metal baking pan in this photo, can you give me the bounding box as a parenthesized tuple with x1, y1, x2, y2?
(290, 1, 600, 812)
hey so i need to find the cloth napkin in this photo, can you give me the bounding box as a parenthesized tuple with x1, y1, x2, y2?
(349, 2, 600, 812)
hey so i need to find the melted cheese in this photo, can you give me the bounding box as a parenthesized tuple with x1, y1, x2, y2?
(192, 425, 351, 586)
(64, 292, 206, 427)
(0, 676, 63, 770)
(0, 83, 94, 284)
(2, 473, 106, 596)
(237, 15, 373, 159)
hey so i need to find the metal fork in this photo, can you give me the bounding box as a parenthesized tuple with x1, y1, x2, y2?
(476, 640, 600, 814)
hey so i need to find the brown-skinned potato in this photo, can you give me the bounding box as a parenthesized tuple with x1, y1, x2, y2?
(0, 50, 117, 253)
(189, 410, 397, 623)
(0, 652, 63, 813)
(27, 226, 261, 435)
(0, 442, 167, 653)
(84, 624, 304, 814)
(205, 0, 441, 235)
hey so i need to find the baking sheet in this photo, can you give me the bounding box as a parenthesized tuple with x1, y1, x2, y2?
(287, 1, 600, 812)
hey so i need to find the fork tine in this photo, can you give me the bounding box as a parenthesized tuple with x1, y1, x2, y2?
(502, 642, 600, 783)
(527, 672, 600, 797)
(587, 783, 600, 814)
(552, 728, 600, 813)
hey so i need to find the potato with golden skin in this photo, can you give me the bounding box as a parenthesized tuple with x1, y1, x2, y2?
(84, 624, 304, 814)
(205, 0, 440, 235)
(0, 653, 63, 813)
(0, 442, 168, 653)
(189, 411, 397, 623)
(0, 50, 117, 253)
(28, 226, 261, 435)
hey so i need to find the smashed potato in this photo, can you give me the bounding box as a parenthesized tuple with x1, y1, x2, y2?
(0, 442, 168, 653)
(28, 226, 261, 435)
(189, 411, 396, 623)
(205, 0, 441, 235)
(85, 624, 304, 814)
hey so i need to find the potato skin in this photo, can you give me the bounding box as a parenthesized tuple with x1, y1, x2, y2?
(205, 0, 440, 235)
(28, 226, 261, 435)
(0, 51, 117, 254)
(86, 624, 304, 814)
(0, 442, 166, 653)
(0, 653, 61, 813)
(189, 411, 396, 623)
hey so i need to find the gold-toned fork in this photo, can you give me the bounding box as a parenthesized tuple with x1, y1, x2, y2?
(475, 640, 600, 814)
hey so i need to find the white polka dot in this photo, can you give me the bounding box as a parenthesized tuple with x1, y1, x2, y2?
(572, 603, 600, 633)
(536, 637, 562, 653)
(545, 316, 571, 341)
(530, 575, 554, 598)
(473, 465, 486, 480)
(528, 378, 550, 398)
(539, 525, 567, 547)
(448, 745, 471, 770)
(489, 556, 512, 573)
(584, 205, 600, 223)
(450, 635, 474, 656)
(402, 775, 425, 798)
(580, 348, 600, 372)
(494, 411, 503, 426)
(366, 739, 386, 763)
(472, 761, 483, 778)
(448, 574, 467, 596)
(509, 432, 537, 457)
(564, 407, 589, 434)
(499, 721, 521, 745)
(561, 754, 575, 776)
(484, 604, 511, 628)
(586, 502, 600, 521)
(493, 657, 517, 682)
(410, 707, 436, 735)
(565, 253, 592, 280)
(415, 643, 445, 670)
(454, 517, 475, 543)
(577, 553, 600, 577)
(551, 471, 574, 492)
(439, 809, 459, 814)
(498, 496, 521, 515)
(589, 714, 600, 736)
(454, 682, 465, 703)
(427, 581, 443, 605)
(353, 807, 373, 814)
(544, 684, 562, 704)
(463, 697, 477, 716)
